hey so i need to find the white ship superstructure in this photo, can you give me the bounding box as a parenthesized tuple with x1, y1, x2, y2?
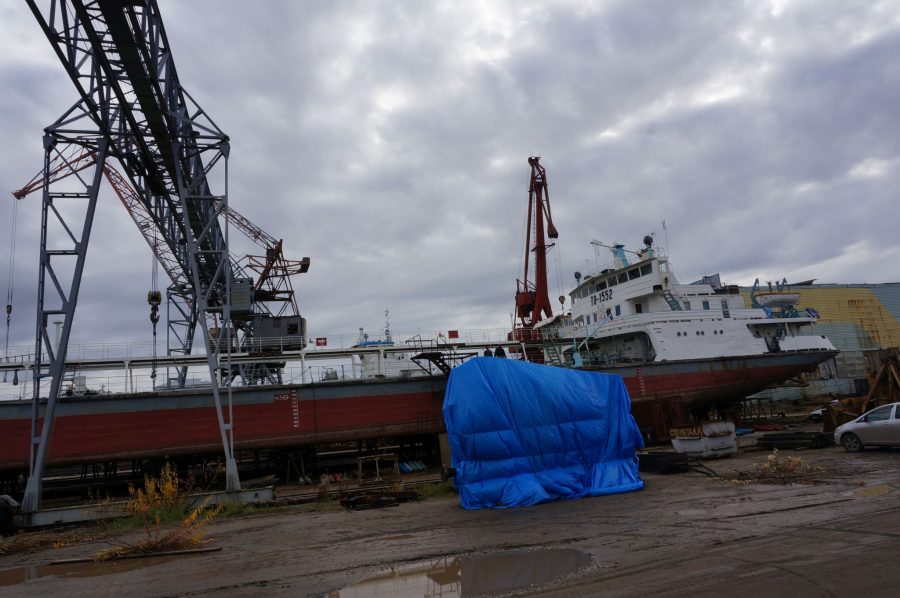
(545, 238, 836, 366)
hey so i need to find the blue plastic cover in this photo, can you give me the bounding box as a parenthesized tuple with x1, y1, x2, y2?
(443, 357, 644, 509)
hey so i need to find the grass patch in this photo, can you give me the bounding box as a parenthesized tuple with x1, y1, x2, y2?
(94, 463, 221, 560)
(297, 500, 345, 513)
(415, 482, 458, 499)
(0, 526, 106, 556)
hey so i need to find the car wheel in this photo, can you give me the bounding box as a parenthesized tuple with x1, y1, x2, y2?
(841, 432, 863, 453)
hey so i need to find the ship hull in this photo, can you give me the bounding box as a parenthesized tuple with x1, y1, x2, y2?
(0, 377, 446, 472)
(595, 349, 837, 407)
(0, 350, 836, 471)
(589, 349, 838, 440)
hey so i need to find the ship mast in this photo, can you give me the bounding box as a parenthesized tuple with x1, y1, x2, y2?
(515, 157, 558, 329)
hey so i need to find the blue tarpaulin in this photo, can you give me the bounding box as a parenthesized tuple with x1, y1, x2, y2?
(443, 357, 644, 509)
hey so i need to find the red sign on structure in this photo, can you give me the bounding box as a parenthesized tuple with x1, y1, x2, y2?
(315, 337, 327, 347)
(447, 330, 459, 339)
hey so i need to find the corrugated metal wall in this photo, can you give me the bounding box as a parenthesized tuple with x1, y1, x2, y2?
(870, 283, 900, 326)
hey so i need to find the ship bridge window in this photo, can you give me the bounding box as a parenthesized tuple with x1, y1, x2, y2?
(618, 273, 628, 284)
(702, 300, 710, 310)
(628, 268, 640, 280)
(640, 264, 652, 276)
(608, 276, 619, 287)
(597, 280, 607, 290)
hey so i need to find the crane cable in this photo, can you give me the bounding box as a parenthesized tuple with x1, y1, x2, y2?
(3, 199, 18, 383)
(148, 232, 161, 382)
(553, 242, 566, 314)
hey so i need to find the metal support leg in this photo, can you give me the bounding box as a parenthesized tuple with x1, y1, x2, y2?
(174, 140, 240, 492)
(22, 138, 109, 513)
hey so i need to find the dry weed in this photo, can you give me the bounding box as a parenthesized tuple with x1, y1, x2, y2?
(95, 504, 220, 561)
(735, 449, 825, 484)
(0, 528, 104, 556)
(96, 464, 221, 561)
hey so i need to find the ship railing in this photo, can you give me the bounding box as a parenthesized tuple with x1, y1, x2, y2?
(0, 362, 368, 401)
(2, 329, 517, 364)
(578, 351, 624, 367)
(1, 341, 161, 364)
(577, 315, 614, 352)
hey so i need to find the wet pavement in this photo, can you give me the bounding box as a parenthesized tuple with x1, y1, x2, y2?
(0, 554, 192, 587)
(1, 444, 899, 597)
(334, 548, 590, 597)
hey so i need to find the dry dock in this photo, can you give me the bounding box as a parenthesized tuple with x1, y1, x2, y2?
(1, 439, 899, 597)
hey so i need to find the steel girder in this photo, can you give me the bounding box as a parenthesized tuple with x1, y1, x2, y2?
(23, 0, 241, 512)
(15, 150, 294, 388)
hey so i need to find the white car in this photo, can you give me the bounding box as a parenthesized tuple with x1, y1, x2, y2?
(834, 402, 900, 452)
(809, 399, 841, 422)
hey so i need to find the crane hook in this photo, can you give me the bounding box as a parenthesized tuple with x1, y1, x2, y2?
(148, 290, 162, 380)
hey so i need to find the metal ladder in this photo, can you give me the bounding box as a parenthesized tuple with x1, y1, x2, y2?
(662, 290, 684, 311)
(542, 341, 564, 366)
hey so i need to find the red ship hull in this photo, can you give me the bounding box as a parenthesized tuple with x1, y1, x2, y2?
(600, 349, 838, 440)
(0, 350, 836, 471)
(0, 378, 446, 472)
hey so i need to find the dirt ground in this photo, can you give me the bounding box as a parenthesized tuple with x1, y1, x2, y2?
(2, 433, 900, 597)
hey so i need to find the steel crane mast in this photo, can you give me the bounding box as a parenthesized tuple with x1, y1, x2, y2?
(515, 156, 558, 329)
(22, 0, 242, 513)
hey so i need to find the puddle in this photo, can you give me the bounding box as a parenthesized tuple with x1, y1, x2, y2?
(852, 484, 891, 498)
(0, 554, 187, 587)
(335, 547, 590, 597)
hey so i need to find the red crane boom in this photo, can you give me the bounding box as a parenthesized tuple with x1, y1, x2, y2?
(515, 156, 558, 330)
(13, 149, 309, 316)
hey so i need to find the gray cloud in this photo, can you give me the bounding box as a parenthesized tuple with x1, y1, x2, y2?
(1, 0, 899, 358)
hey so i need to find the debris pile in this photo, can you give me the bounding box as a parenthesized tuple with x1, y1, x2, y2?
(735, 449, 825, 485)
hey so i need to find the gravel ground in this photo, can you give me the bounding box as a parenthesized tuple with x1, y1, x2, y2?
(1, 437, 899, 597)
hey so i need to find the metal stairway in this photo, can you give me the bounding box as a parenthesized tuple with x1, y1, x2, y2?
(409, 335, 477, 376)
(662, 290, 684, 311)
(542, 341, 564, 366)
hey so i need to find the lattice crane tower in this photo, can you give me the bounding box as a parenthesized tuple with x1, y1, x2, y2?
(22, 0, 241, 512)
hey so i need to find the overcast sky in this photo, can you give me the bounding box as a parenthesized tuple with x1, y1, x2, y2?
(1, 0, 899, 354)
